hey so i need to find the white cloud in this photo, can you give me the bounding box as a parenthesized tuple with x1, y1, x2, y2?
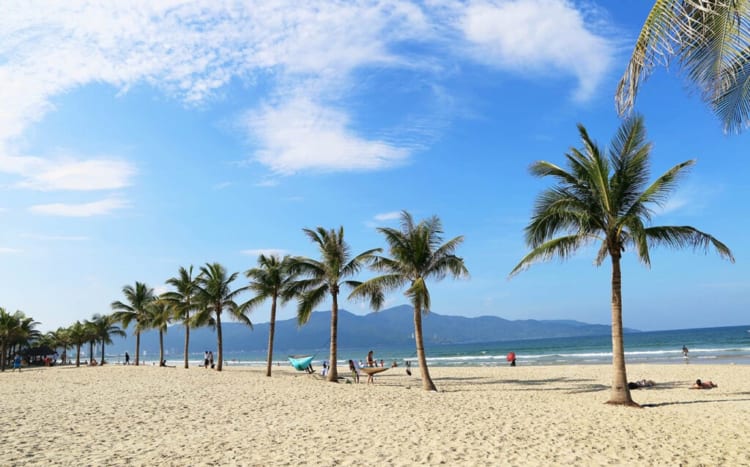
(240, 248, 289, 258)
(374, 211, 402, 222)
(459, 0, 614, 101)
(0, 247, 22, 254)
(20, 234, 89, 241)
(212, 181, 232, 190)
(244, 97, 410, 174)
(0, 0, 617, 178)
(29, 197, 129, 217)
(0, 154, 136, 191)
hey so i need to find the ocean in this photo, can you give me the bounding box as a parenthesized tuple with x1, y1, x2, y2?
(148, 324, 750, 368)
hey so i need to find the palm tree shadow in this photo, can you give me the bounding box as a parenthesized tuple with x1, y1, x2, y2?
(642, 397, 750, 408)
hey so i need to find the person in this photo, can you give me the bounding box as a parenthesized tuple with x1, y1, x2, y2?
(204, 351, 209, 369)
(379, 359, 384, 368)
(90, 358, 98, 366)
(367, 350, 375, 367)
(682, 345, 689, 359)
(405, 360, 412, 376)
(209, 351, 214, 369)
(628, 379, 656, 390)
(691, 379, 717, 389)
(321, 361, 329, 377)
(391, 360, 398, 368)
(12, 353, 22, 372)
(124, 352, 130, 365)
(349, 359, 360, 383)
(510, 356, 517, 367)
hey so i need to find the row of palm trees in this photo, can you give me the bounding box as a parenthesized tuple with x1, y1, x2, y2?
(0, 308, 41, 371)
(104, 211, 468, 392)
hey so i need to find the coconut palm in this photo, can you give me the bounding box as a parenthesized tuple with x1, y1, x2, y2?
(149, 299, 172, 366)
(288, 227, 380, 382)
(509, 115, 734, 406)
(84, 319, 98, 364)
(242, 254, 297, 377)
(350, 212, 468, 391)
(90, 314, 125, 365)
(0, 309, 40, 370)
(46, 327, 72, 364)
(194, 262, 251, 371)
(162, 265, 199, 368)
(111, 282, 155, 366)
(67, 321, 88, 367)
(616, 1, 750, 133)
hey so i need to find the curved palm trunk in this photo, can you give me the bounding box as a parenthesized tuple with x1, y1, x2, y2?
(183, 321, 190, 369)
(135, 330, 141, 366)
(215, 309, 223, 371)
(158, 330, 164, 365)
(608, 254, 637, 406)
(75, 344, 81, 367)
(327, 292, 339, 382)
(266, 295, 277, 377)
(414, 306, 437, 391)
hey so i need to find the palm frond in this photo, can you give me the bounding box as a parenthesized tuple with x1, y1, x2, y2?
(297, 285, 328, 325)
(510, 235, 590, 277)
(644, 226, 735, 262)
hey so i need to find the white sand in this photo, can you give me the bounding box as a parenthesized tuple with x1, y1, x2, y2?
(1, 363, 748, 466)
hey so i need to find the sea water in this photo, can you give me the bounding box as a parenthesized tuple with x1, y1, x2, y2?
(139, 325, 750, 368)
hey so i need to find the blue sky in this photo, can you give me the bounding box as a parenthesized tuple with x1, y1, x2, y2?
(1, 1, 747, 333)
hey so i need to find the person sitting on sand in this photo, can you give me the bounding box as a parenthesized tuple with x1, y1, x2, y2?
(90, 358, 98, 366)
(691, 379, 717, 389)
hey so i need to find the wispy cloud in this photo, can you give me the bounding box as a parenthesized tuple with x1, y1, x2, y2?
(29, 197, 129, 217)
(0, 247, 22, 254)
(20, 234, 89, 241)
(1, 1, 618, 179)
(240, 248, 289, 258)
(243, 97, 411, 174)
(458, 0, 614, 101)
(212, 181, 232, 190)
(374, 211, 401, 222)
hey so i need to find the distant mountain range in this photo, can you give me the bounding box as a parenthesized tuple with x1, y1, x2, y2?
(107, 305, 639, 356)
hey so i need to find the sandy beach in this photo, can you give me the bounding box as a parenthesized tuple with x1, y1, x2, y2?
(1, 363, 748, 466)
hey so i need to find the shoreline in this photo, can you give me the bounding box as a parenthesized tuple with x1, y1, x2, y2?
(2, 364, 748, 465)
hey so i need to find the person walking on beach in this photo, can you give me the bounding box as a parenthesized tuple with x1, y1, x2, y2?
(204, 351, 209, 368)
(209, 351, 214, 369)
(125, 352, 130, 365)
(12, 353, 22, 372)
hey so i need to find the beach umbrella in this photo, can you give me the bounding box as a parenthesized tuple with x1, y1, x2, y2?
(506, 352, 516, 362)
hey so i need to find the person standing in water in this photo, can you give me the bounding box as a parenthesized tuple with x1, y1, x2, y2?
(682, 345, 689, 362)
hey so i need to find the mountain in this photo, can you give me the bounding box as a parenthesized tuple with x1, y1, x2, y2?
(105, 305, 639, 356)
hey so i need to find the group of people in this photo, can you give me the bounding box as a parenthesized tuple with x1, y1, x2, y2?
(203, 351, 215, 369)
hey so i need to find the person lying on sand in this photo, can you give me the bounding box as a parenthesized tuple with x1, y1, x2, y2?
(691, 379, 717, 389)
(628, 379, 656, 389)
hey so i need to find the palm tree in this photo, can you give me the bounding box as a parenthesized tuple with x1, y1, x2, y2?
(111, 282, 155, 366)
(90, 314, 125, 365)
(149, 299, 172, 366)
(0, 309, 40, 370)
(194, 262, 251, 371)
(162, 265, 199, 368)
(84, 319, 98, 364)
(288, 227, 380, 382)
(67, 321, 88, 367)
(350, 212, 468, 391)
(616, 1, 750, 133)
(509, 115, 734, 406)
(46, 327, 72, 364)
(242, 254, 297, 377)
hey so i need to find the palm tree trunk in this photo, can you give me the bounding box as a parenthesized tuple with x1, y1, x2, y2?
(0, 342, 6, 371)
(216, 309, 223, 371)
(159, 330, 164, 365)
(89, 341, 94, 363)
(75, 344, 81, 367)
(608, 254, 637, 406)
(101, 341, 105, 365)
(414, 305, 437, 391)
(327, 292, 339, 382)
(183, 321, 190, 369)
(135, 330, 141, 366)
(266, 296, 277, 377)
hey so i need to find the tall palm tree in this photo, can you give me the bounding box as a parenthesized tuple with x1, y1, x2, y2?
(194, 262, 250, 371)
(616, 1, 750, 133)
(46, 327, 72, 364)
(509, 115, 734, 406)
(84, 319, 98, 364)
(0, 309, 40, 370)
(90, 314, 125, 365)
(288, 227, 380, 382)
(149, 299, 172, 366)
(162, 265, 199, 368)
(350, 212, 468, 391)
(111, 282, 155, 366)
(68, 321, 88, 367)
(242, 254, 297, 377)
